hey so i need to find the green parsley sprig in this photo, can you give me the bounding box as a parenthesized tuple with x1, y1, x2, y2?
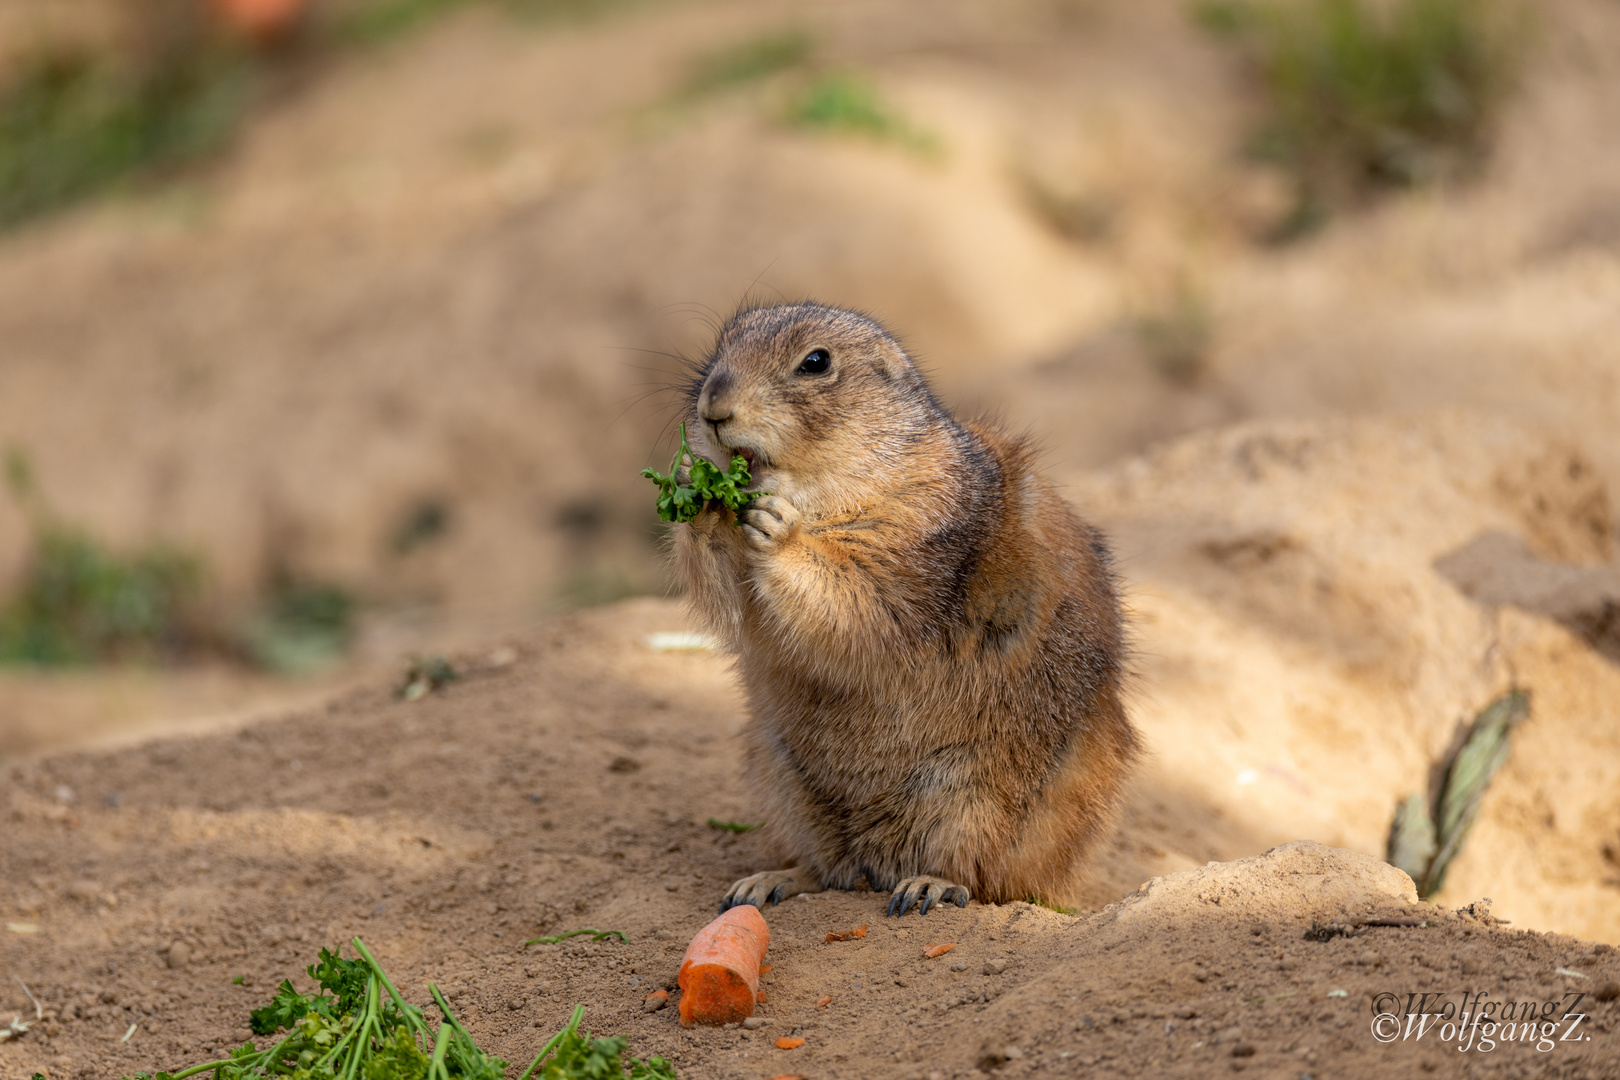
(641, 423, 763, 524)
(516, 1005, 676, 1080)
(117, 940, 677, 1080)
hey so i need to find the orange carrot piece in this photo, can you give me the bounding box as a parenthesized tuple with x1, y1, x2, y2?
(643, 988, 668, 1002)
(824, 924, 869, 943)
(776, 1037, 806, 1049)
(756, 989, 768, 1003)
(815, 995, 832, 1008)
(677, 905, 770, 1027)
(759, 964, 774, 974)
(923, 942, 956, 958)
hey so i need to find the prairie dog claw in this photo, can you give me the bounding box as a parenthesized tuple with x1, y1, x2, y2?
(887, 875, 970, 916)
(719, 868, 824, 912)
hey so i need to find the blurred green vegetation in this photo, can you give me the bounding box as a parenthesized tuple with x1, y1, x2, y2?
(0, 0, 656, 231)
(0, 526, 205, 665)
(677, 27, 813, 99)
(337, 0, 479, 44)
(330, 0, 653, 46)
(0, 448, 205, 664)
(1196, 0, 1527, 235)
(784, 72, 940, 157)
(1, 447, 355, 672)
(242, 571, 357, 674)
(0, 29, 252, 230)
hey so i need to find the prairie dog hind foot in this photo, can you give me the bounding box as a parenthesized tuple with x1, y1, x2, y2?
(887, 875, 970, 917)
(719, 868, 825, 912)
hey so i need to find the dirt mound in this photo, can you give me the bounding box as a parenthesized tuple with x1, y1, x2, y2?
(1061, 410, 1620, 946)
(3, 597, 1618, 1080)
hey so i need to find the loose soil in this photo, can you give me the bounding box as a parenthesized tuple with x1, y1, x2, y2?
(3, 600, 1618, 1080)
(3, 0, 1620, 1076)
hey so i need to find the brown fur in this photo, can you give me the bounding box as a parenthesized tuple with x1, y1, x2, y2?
(671, 303, 1138, 908)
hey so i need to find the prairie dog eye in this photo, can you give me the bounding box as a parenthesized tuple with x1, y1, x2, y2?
(797, 348, 831, 375)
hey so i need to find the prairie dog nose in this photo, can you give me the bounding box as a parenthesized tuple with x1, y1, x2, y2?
(699, 370, 735, 425)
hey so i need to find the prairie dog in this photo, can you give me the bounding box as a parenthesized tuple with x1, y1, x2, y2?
(671, 303, 1137, 915)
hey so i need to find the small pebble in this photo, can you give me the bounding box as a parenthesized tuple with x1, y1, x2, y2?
(742, 1017, 769, 1029)
(166, 943, 191, 969)
(949, 961, 968, 972)
(983, 958, 1008, 975)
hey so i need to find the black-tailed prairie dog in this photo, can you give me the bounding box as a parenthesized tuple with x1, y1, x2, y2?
(671, 303, 1137, 916)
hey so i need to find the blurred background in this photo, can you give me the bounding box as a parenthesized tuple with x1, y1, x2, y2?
(0, 0, 1616, 759)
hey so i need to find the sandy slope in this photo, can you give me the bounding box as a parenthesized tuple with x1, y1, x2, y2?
(2, 597, 1618, 1080)
(3, 0, 1620, 1074)
(4, 404, 1620, 1077)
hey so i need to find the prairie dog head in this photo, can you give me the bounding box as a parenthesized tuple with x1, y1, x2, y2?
(686, 304, 942, 515)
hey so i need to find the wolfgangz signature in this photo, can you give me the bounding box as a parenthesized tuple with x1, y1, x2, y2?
(1369, 990, 1590, 1052)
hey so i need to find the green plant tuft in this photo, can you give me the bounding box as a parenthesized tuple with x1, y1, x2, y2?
(1387, 688, 1530, 897)
(1196, 0, 1528, 229)
(784, 72, 940, 156)
(0, 524, 204, 666)
(244, 572, 358, 674)
(0, 22, 253, 231)
(678, 28, 814, 99)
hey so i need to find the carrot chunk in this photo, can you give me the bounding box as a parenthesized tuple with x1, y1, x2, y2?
(824, 924, 868, 942)
(677, 906, 770, 1027)
(815, 995, 832, 1008)
(923, 942, 956, 958)
(775, 1037, 806, 1049)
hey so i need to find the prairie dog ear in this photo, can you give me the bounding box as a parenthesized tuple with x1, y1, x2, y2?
(871, 338, 912, 381)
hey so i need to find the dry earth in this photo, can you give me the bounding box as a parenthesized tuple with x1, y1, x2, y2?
(2, 599, 1618, 1080)
(5, 405, 1620, 1078)
(4, 0, 1620, 1076)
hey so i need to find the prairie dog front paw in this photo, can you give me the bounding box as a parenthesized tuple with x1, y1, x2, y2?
(741, 495, 800, 552)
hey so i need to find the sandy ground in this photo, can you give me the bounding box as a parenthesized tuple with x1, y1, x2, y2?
(3, 0, 1620, 1075)
(3, 598, 1618, 1080)
(5, 404, 1620, 1077)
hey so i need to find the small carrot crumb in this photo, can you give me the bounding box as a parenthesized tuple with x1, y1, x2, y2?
(775, 1037, 806, 1050)
(644, 988, 668, 1002)
(815, 995, 832, 1008)
(824, 924, 869, 943)
(756, 989, 768, 1003)
(759, 964, 774, 974)
(923, 942, 957, 958)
